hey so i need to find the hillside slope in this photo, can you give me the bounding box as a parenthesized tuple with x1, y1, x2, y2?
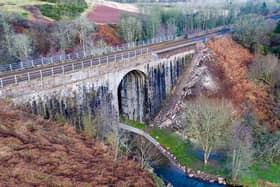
(207, 36, 279, 130)
(0, 101, 155, 186)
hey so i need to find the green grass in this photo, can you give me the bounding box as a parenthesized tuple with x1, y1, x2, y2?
(39, 1, 88, 20)
(149, 128, 199, 167)
(253, 162, 280, 184)
(240, 162, 280, 187)
(121, 119, 147, 130)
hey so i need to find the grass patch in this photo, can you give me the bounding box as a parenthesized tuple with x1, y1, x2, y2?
(149, 128, 199, 167)
(121, 119, 146, 130)
(253, 162, 280, 184)
(239, 162, 280, 187)
(39, 0, 88, 20)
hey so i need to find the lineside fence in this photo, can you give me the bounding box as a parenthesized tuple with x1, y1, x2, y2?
(0, 35, 177, 73)
(0, 26, 232, 73)
(0, 48, 150, 88)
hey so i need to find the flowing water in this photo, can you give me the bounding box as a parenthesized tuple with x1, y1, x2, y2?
(153, 163, 226, 187)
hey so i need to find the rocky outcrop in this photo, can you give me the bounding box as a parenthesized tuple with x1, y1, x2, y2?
(155, 42, 219, 128)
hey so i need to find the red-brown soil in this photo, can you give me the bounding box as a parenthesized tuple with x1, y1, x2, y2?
(86, 5, 134, 24)
(0, 100, 155, 186)
(207, 36, 279, 130)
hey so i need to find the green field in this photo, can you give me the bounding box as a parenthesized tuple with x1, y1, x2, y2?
(0, 0, 88, 20)
(0, 0, 51, 17)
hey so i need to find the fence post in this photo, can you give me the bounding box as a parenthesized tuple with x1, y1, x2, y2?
(20, 61, 24, 69)
(62, 66, 64, 74)
(41, 57, 44, 65)
(40, 70, 43, 86)
(51, 56, 54, 64)
(52, 67, 54, 76)
(31, 60, 34, 67)
(90, 59, 93, 67)
(9, 64, 12, 71)
(27, 72, 30, 81)
(99, 58, 101, 64)
(40, 70, 43, 81)
(72, 64, 74, 71)
(107, 56, 109, 64)
(14, 75, 17, 84)
(0, 79, 3, 88)
(82, 61, 84, 69)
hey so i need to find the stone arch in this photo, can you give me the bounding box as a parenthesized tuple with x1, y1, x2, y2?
(117, 70, 148, 122)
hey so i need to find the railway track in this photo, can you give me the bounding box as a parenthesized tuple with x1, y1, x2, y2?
(0, 27, 230, 88)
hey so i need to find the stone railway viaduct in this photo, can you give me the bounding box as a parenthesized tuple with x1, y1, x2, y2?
(0, 25, 232, 130)
(0, 42, 196, 129)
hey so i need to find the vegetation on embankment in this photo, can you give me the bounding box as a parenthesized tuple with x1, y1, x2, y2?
(39, 0, 88, 20)
(0, 0, 50, 18)
(0, 100, 155, 186)
(207, 36, 279, 130)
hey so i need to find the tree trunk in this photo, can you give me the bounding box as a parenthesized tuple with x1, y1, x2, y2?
(204, 152, 208, 165)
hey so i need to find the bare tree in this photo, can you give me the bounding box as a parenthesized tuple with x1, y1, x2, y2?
(74, 17, 95, 56)
(51, 21, 76, 53)
(249, 53, 280, 87)
(9, 34, 32, 61)
(94, 99, 120, 161)
(120, 14, 143, 42)
(229, 120, 254, 183)
(180, 96, 234, 165)
(233, 15, 274, 52)
(2, 20, 32, 62)
(125, 135, 164, 169)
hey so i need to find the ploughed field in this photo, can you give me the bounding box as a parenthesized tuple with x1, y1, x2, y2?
(86, 5, 136, 24)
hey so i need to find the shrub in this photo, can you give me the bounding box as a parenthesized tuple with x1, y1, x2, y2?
(39, 0, 88, 20)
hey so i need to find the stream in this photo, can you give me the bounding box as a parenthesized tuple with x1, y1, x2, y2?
(153, 163, 225, 187)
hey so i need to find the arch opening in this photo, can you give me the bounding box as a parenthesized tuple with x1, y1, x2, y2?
(117, 70, 148, 122)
